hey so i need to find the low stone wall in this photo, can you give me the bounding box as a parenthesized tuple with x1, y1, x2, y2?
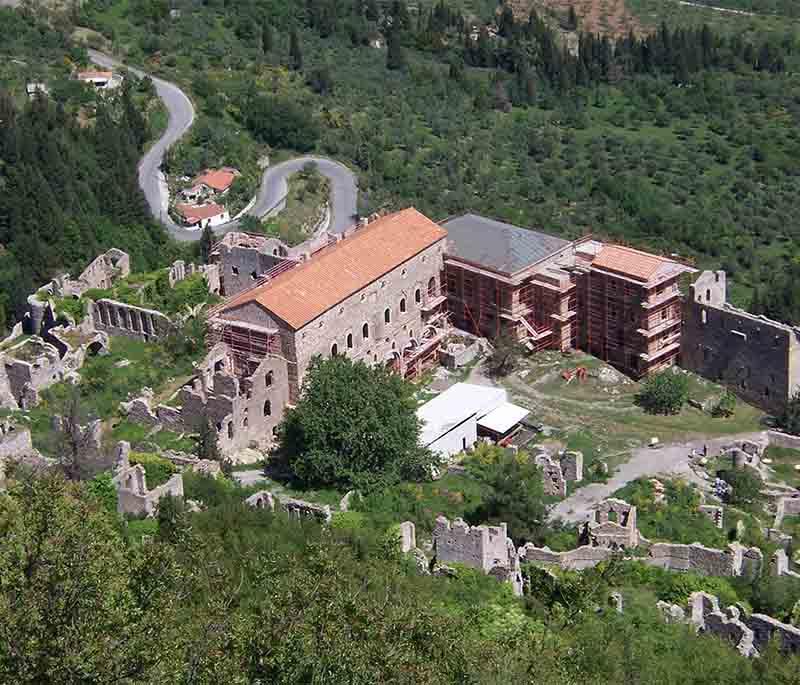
(767, 430, 800, 451)
(520, 541, 762, 578)
(245, 489, 332, 524)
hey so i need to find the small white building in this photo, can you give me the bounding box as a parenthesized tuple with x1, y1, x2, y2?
(417, 382, 529, 459)
(175, 202, 230, 230)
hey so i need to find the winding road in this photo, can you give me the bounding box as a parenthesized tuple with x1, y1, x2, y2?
(89, 50, 358, 241)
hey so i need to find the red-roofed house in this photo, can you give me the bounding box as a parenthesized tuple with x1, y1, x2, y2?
(183, 168, 239, 202)
(175, 203, 230, 229)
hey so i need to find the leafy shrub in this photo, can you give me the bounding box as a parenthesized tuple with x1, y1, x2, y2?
(712, 390, 737, 418)
(635, 371, 689, 415)
(616, 561, 740, 606)
(331, 511, 366, 532)
(85, 471, 117, 515)
(129, 451, 176, 489)
(53, 297, 86, 323)
(719, 469, 763, 509)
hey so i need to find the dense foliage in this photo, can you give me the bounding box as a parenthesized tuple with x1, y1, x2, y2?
(280, 355, 435, 490)
(3, 471, 800, 683)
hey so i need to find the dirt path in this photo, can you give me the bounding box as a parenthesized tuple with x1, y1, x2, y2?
(549, 430, 768, 524)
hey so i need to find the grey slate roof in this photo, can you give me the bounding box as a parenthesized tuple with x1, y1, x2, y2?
(441, 214, 570, 275)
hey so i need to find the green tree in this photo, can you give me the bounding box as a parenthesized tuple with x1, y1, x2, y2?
(635, 371, 689, 415)
(712, 390, 736, 418)
(85, 471, 117, 515)
(200, 222, 215, 264)
(289, 28, 303, 70)
(719, 468, 762, 509)
(0, 474, 181, 683)
(486, 331, 526, 376)
(386, 28, 406, 70)
(468, 451, 547, 544)
(777, 389, 800, 434)
(195, 414, 221, 462)
(280, 355, 434, 490)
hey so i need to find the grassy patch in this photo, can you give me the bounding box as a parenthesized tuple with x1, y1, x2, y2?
(129, 451, 177, 488)
(501, 351, 764, 464)
(763, 445, 800, 488)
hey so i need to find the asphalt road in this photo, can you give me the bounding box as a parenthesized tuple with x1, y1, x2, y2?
(89, 51, 358, 241)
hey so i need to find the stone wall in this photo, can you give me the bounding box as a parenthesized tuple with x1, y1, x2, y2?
(0, 422, 32, 459)
(771, 549, 800, 579)
(586, 498, 641, 548)
(698, 504, 724, 529)
(767, 430, 800, 451)
(689, 591, 800, 656)
(291, 239, 446, 388)
(112, 441, 184, 516)
(211, 232, 288, 297)
(519, 543, 616, 570)
(399, 521, 416, 553)
(433, 516, 523, 596)
(681, 270, 800, 414)
(91, 299, 172, 342)
(244, 489, 332, 524)
(121, 344, 290, 456)
(168, 259, 221, 295)
(774, 495, 800, 529)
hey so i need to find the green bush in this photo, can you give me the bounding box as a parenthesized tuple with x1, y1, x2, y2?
(129, 452, 176, 489)
(616, 561, 740, 606)
(712, 390, 737, 418)
(635, 371, 689, 415)
(331, 511, 366, 532)
(53, 297, 86, 323)
(719, 469, 763, 509)
(85, 471, 118, 516)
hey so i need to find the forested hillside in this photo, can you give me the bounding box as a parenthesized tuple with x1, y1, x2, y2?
(0, 9, 179, 333)
(80, 0, 800, 319)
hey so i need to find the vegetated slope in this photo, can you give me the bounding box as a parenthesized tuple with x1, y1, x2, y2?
(79, 0, 800, 320)
(510, 0, 646, 38)
(0, 9, 182, 333)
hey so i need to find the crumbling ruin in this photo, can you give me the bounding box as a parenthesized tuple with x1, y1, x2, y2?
(168, 259, 221, 295)
(244, 489, 332, 524)
(688, 592, 800, 656)
(90, 299, 172, 342)
(534, 449, 583, 497)
(121, 342, 289, 455)
(111, 442, 184, 516)
(583, 498, 643, 549)
(433, 516, 523, 596)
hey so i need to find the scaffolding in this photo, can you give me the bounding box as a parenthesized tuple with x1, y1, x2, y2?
(206, 318, 283, 377)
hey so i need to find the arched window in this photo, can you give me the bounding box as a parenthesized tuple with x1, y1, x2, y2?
(362, 322, 369, 340)
(384, 308, 391, 324)
(265, 371, 273, 387)
(400, 298, 406, 313)
(428, 277, 436, 296)
(415, 288, 421, 304)
(263, 400, 272, 416)
(331, 342, 338, 356)
(347, 333, 353, 349)
(705, 289, 711, 301)
(243, 416, 249, 428)
(227, 422, 233, 439)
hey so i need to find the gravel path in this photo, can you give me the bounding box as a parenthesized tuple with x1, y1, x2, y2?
(549, 430, 768, 524)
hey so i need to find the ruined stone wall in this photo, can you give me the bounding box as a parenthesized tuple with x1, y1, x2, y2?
(433, 516, 511, 574)
(519, 543, 615, 570)
(645, 542, 762, 578)
(168, 260, 221, 295)
(0, 422, 33, 460)
(91, 299, 172, 342)
(774, 495, 800, 529)
(689, 591, 800, 656)
(293, 239, 446, 386)
(681, 270, 800, 414)
(122, 349, 289, 456)
(214, 238, 287, 297)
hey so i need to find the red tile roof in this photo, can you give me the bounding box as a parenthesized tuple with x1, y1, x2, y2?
(591, 244, 679, 282)
(176, 203, 226, 224)
(194, 168, 238, 193)
(217, 208, 447, 329)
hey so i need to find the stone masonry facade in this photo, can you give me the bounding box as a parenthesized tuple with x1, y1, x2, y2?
(682, 270, 800, 414)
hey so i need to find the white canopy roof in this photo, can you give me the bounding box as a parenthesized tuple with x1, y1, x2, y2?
(417, 382, 507, 447)
(476, 402, 530, 435)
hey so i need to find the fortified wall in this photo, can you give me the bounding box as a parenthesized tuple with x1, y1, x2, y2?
(682, 271, 800, 414)
(111, 442, 184, 516)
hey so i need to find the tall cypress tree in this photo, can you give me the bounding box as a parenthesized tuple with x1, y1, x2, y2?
(289, 29, 303, 71)
(386, 28, 406, 70)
